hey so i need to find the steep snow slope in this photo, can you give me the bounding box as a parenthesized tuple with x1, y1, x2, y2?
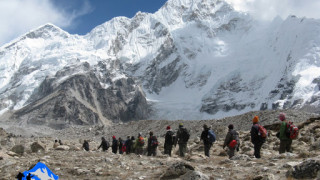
(0, 0, 320, 123)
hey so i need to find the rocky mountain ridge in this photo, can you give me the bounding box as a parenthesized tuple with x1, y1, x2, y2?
(0, 0, 320, 125)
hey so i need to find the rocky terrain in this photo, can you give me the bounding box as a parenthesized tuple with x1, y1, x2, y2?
(0, 109, 320, 179)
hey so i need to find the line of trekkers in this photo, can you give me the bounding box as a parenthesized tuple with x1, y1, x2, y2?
(80, 113, 298, 159)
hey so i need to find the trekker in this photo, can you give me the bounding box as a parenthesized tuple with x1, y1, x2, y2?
(175, 123, 190, 157)
(125, 136, 132, 154)
(147, 131, 158, 156)
(131, 136, 135, 153)
(112, 136, 118, 154)
(59, 140, 63, 145)
(250, 116, 266, 158)
(83, 140, 89, 151)
(223, 124, 240, 158)
(119, 137, 124, 154)
(200, 124, 215, 157)
(53, 140, 59, 149)
(135, 132, 145, 155)
(164, 126, 174, 156)
(278, 113, 292, 154)
(98, 137, 109, 152)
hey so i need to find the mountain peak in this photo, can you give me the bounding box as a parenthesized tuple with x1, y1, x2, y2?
(24, 23, 69, 40)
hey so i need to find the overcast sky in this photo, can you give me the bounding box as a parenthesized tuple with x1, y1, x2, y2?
(0, 0, 320, 46)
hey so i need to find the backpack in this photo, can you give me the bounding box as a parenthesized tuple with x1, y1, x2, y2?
(256, 124, 268, 139)
(180, 128, 190, 142)
(229, 140, 237, 148)
(228, 130, 239, 148)
(122, 144, 126, 152)
(138, 136, 145, 146)
(287, 122, 299, 139)
(151, 136, 159, 148)
(207, 129, 216, 144)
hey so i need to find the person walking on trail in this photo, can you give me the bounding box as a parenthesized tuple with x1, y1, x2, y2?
(112, 136, 118, 154)
(147, 131, 159, 156)
(278, 113, 292, 154)
(223, 124, 240, 158)
(175, 123, 190, 157)
(131, 136, 135, 153)
(119, 137, 124, 154)
(164, 126, 175, 156)
(125, 136, 133, 154)
(135, 132, 145, 155)
(250, 116, 265, 158)
(98, 137, 109, 152)
(83, 140, 90, 151)
(200, 124, 215, 157)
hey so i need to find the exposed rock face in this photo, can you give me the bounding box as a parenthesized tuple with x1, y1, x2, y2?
(10, 62, 149, 128)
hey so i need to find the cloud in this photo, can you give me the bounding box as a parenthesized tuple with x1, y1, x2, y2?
(0, 0, 92, 46)
(225, 0, 320, 21)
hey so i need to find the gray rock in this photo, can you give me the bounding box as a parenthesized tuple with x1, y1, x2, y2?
(160, 161, 195, 179)
(180, 170, 209, 180)
(31, 142, 45, 153)
(286, 158, 320, 179)
(55, 145, 70, 151)
(11, 144, 25, 155)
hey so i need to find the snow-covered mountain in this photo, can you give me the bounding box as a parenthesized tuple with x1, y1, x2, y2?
(0, 0, 320, 126)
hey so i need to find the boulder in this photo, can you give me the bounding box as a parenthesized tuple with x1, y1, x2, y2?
(286, 158, 320, 179)
(31, 142, 45, 153)
(180, 170, 209, 180)
(55, 145, 70, 151)
(160, 161, 194, 179)
(11, 144, 25, 155)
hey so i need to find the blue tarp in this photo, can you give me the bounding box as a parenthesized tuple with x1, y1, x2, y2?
(22, 162, 59, 180)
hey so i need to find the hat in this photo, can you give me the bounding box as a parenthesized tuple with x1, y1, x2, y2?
(166, 126, 171, 130)
(252, 116, 259, 123)
(112, 136, 116, 139)
(179, 123, 183, 127)
(228, 124, 234, 129)
(279, 113, 286, 121)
